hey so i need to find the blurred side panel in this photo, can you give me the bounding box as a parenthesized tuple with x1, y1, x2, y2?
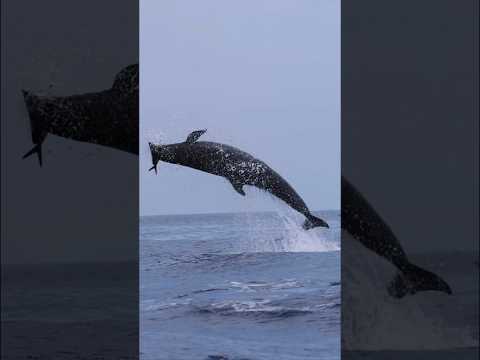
(342, 0, 478, 358)
(1, 1, 139, 359)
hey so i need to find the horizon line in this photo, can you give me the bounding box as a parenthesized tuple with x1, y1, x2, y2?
(140, 209, 340, 218)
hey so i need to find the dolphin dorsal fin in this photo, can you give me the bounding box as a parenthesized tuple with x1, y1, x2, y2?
(185, 129, 207, 144)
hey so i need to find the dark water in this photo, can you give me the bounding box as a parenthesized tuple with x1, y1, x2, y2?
(1, 262, 138, 359)
(140, 211, 340, 360)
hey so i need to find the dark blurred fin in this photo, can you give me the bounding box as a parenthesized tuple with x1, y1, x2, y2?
(185, 129, 207, 144)
(302, 215, 329, 230)
(22, 143, 43, 167)
(388, 262, 453, 298)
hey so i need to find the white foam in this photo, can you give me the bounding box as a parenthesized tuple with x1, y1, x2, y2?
(238, 192, 340, 253)
(229, 280, 303, 292)
(141, 299, 191, 312)
(271, 213, 339, 253)
(205, 299, 313, 315)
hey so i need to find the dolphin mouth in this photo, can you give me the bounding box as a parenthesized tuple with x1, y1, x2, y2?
(149, 164, 157, 174)
(148, 142, 159, 174)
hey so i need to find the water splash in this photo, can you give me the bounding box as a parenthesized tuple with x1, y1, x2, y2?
(237, 188, 340, 253)
(252, 214, 339, 253)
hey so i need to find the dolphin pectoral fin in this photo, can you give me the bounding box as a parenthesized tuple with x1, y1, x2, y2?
(22, 143, 43, 167)
(229, 180, 246, 196)
(186, 129, 207, 144)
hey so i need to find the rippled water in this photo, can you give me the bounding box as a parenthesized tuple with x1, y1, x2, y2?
(140, 210, 340, 360)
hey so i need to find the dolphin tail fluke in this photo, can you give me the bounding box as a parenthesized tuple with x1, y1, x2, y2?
(22, 143, 43, 167)
(302, 214, 329, 230)
(388, 262, 452, 298)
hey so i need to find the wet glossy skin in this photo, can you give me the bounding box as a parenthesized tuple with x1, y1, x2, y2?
(152, 140, 327, 228)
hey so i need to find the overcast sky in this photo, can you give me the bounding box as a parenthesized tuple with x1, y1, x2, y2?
(140, 0, 340, 216)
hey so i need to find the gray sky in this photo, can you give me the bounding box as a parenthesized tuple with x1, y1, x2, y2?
(140, 0, 340, 216)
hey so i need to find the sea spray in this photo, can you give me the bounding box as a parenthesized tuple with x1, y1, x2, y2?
(238, 187, 340, 253)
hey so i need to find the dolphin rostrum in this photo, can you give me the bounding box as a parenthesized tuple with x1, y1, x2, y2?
(148, 129, 329, 230)
(342, 176, 452, 298)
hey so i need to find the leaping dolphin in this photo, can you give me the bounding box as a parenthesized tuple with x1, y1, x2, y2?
(342, 176, 452, 298)
(148, 129, 329, 230)
(22, 63, 139, 166)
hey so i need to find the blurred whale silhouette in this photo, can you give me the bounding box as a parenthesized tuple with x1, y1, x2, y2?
(148, 129, 329, 230)
(22, 63, 138, 165)
(342, 176, 452, 298)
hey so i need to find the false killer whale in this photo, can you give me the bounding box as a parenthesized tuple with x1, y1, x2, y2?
(148, 129, 329, 230)
(22, 63, 139, 165)
(342, 176, 452, 298)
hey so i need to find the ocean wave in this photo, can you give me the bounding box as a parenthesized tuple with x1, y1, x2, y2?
(141, 295, 338, 319)
(189, 290, 340, 320)
(167, 253, 251, 266)
(141, 299, 192, 312)
(229, 280, 304, 292)
(192, 299, 314, 319)
(192, 287, 230, 294)
(205, 355, 254, 360)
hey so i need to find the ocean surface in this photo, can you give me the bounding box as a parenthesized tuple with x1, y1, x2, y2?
(140, 210, 340, 360)
(1, 262, 138, 359)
